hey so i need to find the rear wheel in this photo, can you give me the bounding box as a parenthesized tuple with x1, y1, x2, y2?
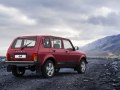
(42, 60, 55, 78)
(77, 60, 86, 74)
(12, 67, 25, 77)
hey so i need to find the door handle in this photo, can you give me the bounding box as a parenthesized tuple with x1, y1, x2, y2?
(65, 50, 69, 53)
(52, 50, 56, 52)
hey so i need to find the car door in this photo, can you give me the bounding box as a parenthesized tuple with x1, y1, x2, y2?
(63, 39, 80, 65)
(50, 38, 65, 65)
(37, 37, 52, 62)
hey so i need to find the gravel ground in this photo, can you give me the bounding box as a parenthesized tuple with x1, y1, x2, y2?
(0, 59, 120, 90)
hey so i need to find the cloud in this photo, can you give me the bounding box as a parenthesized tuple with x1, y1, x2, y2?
(0, 0, 120, 55)
(81, 6, 120, 27)
(0, 4, 37, 26)
(86, 14, 119, 26)
(94, 7, 119, 17)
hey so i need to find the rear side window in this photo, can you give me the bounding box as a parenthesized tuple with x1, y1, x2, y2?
(44, 38, 51, 48)
(51, 39, 62, 49)
(12, 37, 36, 48)
(23, 38, 36, 47)
(63, 40, 73, 50)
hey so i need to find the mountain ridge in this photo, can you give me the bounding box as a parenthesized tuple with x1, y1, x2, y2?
(80, 34, 120, 56)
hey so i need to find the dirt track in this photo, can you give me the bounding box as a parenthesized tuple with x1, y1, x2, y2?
(0, 59, 120, 90)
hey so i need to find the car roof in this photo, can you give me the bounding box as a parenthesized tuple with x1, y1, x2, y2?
(17, 35, 69, 40)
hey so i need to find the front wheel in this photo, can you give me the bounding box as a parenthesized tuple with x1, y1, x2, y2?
(42, 60, 55, 78)
(12, 67, 25, 77)
(77, 60, 86, 74)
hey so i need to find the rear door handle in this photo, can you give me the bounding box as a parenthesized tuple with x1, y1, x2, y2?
(52, 50, 56, 52)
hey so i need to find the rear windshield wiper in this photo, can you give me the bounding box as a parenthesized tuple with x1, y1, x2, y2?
(21, 42, 32, 50)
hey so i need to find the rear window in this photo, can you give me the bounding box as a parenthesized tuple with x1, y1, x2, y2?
(12, 37, 36, 48)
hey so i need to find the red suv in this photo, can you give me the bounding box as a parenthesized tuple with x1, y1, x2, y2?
(5, 35, 87, 78)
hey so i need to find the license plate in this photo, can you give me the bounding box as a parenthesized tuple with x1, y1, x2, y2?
(15, 55, 26, 58)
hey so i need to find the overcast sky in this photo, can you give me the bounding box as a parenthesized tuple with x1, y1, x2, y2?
(0, 0, 120, 55)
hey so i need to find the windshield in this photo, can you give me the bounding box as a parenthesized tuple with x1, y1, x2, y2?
(12, 37, 36, 48)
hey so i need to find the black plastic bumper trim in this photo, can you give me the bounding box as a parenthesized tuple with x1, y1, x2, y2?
(5, 61, 39, 66)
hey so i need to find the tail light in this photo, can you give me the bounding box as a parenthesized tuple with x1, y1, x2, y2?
(32, 53, 37, 61)
(6, 53, 10, 61)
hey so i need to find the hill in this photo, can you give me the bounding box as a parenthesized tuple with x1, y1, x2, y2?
(80, 34, 120, 56)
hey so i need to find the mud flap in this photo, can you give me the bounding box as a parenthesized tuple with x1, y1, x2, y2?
(35, 63, 42, 75)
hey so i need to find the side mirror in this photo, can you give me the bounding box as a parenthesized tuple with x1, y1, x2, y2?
(74, 46, 79, 50)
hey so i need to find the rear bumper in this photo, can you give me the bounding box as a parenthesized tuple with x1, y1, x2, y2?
(5, 61, 41, 72)
(5, 61, 39, 66)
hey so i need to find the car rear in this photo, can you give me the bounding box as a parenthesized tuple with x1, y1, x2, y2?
(6, 36, 38, 62)
(5, 36, 40, 77)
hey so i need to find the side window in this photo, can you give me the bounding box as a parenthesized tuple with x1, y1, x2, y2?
(23, 38, 36, 47)
(52, 39, 62, 49)
(63, 40, 73, 50)
(44, 38, 51, 48)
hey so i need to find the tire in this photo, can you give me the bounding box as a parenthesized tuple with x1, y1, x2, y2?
(55, 68, 60, 73)
(42, 60, 55, 78)
(12, 67, 25, 77)
(77, 60, 86, 74)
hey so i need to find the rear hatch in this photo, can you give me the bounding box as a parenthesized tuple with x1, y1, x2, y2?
(7, 36, 38, 61)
